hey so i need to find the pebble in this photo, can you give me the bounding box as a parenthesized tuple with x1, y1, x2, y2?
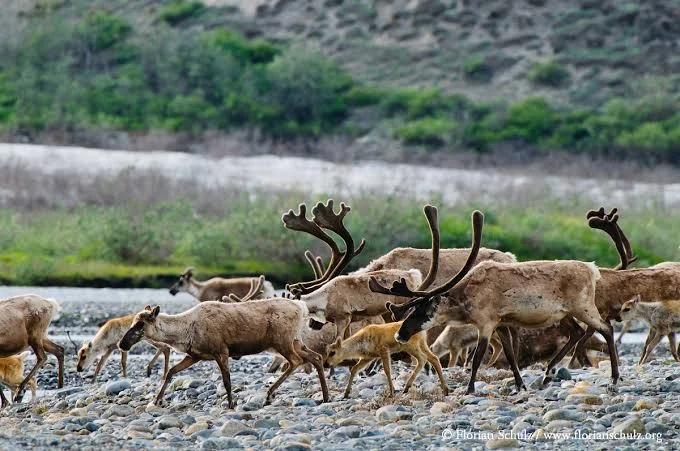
(105, 380, 131, 397)
(486, 438, 520, 449)
(157, 415, 184, 430)
(375, 405, 414, 422)
(555, 368, 572, 381)
(542, 408, 582, 422)
(201, 438, 242, 449)
(106, 405, 134, 417)
(217, 420, 248, 437)
(611, 416, 646, 434)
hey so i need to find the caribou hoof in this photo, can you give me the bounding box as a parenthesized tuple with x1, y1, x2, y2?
(510, 384, 527, 396)
(13, 391, 25, 404)
(607, 383, 618, 394)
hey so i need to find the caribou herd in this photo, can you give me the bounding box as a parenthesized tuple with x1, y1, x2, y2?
(2, 200, 680, 409)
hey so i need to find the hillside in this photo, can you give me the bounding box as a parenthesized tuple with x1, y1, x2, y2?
(1, 0, 679, 164)
(205, 0, 680, 106)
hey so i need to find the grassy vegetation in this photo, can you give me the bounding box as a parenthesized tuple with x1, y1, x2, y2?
(0, 197, 677, 288)
(1, 9, 679, 163)
(529, 60, 570, 87)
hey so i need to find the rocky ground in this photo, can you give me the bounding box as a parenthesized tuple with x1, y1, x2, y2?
(0, 287, 679, 450)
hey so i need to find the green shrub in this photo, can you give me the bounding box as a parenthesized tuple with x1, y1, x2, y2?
(463, 56, 493, 82)
(616, 122, 673, 154)
(165, 91, 217, 131)
(381, 88, 451, 119)
(582, 98, 638, 147)
(100, 211, 164, 264)
(462, 113, 504, 151)
(78, 10, 131, 51)
(394, 118, 457, 146)
(542, 109, 593, 150)
(528, 60, 570, 87)
(159, 1, 205, 25)
(343, 85, 385, 107)
(203, 28, 279, 64)
(256, 49, 352, 136)
(502, 97, 557, 142)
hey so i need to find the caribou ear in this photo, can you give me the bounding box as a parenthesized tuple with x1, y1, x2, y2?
(632, 294, 641, 303)
(144, 305, 152, 311)
(334, 337, 342, 348)
(151, 306, 161, 318)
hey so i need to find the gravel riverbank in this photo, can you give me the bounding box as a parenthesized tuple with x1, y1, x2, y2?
(0, 287, 678, 450)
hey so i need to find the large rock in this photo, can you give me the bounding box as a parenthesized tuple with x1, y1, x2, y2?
(157, 415, 184, 430)
(486, 438, 520, 449)
(555, 368, 572, 381)
(201, 438, 242, 449)
(544, 420, 576, 432)
(612, 416, 645, 435)
(218, 420, 249, 437)
(105, 380, 131, 397)
(185, 421, 211, 436)
(376, 405, 414, 422)
(605, 400, 636, 413)
(542, 409, 582, 422)
(106, 405, 134, 418)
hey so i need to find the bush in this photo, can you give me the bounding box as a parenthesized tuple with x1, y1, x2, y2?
(462, 114, 504, 152)
(343, 85, 385, 107)
(463, 56, 493, 82)
(616, 122, 673, 155)
(159, 1, 205, 25)
(544, 109, 593, 150)
(255, 49, 352, 136)
(203, 28, 279, 65)
(100, 211, 164, 264)
(382, 88, 452, 119)
(502, 97, 558, 143)
(165, 91, 217, 131)
(99, 202, 194, 264)
(78, 10, 131, 51)
(528, 60, 570, 87)
(394, 118, 457, 146)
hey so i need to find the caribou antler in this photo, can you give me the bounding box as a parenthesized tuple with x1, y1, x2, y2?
(587, 207, 637, 270)
(284, 200, 365, 296)
(304, 250, 324, 279)
(226, 276, 265, 302)
(66, 330, 78, 356)
(374, 204, 440, 321)
(283, 203, 341, 294)
(417, 205, 440, 291)
(308, 200, 366, 284)
(371, 210, 484, 303)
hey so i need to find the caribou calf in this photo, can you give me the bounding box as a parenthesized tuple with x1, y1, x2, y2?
(0, 352, 38, 405)
(620, 295, 680, 364)
(78, 311, 171, 381)
(326, 321, 448, 398)
(430, 325, 502, 368)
